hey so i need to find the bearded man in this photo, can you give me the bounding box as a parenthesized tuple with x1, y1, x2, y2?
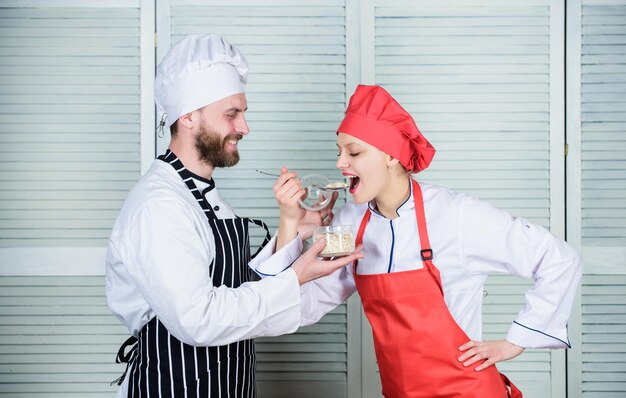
(105, 34, 362, 398)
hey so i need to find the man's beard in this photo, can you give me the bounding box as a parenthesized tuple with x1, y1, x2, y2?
(195, 126, 242, 168)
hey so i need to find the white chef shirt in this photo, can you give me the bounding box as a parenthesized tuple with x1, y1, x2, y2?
(105, 159, 305, 348)
(291, 180, 581, 349)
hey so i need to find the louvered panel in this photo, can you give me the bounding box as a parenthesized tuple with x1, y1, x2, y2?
(375, 2, 552, 225)
(0, 2, 142, 247)
(581, 1, 626, 248)
(581, 275, 626, 397)
(166, 0, 348, 246)
(163, 1, 348, 396)
(577, 3, 626, 395)
(371, 1, 557, 397)
(255, 303, 349, 397)
(0, 276, 127, 397)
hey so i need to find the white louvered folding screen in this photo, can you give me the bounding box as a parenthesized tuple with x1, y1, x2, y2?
(0, 276, 126, 397)
(4, 2, 624, 397)
(578, 0, 626, 396)
(158, 1, 351, 396)
(0, 0, 143, 248)
(362, 1, 564, 396)
(581, 275, 626, 397)
(581, 0, 626, 255)
(0, 1, 146, 397)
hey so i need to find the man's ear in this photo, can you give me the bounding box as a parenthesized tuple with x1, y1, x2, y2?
(178, 112, 194, 129)
(386, 154, 400, 168)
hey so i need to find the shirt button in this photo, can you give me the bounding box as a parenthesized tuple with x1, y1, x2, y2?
(213, 205, 220, 211)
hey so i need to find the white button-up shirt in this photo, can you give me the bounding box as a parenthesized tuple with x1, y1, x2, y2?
(105, 160, 304, 348)
(297, 181, 581, 349)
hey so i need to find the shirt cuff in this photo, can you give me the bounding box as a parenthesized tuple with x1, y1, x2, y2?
(506, 321, 571, 349)
(249, 234, 303, 277)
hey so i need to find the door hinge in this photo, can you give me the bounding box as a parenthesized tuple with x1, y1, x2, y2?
(154, 32, 158, 48)
(564, 143, 568, 156)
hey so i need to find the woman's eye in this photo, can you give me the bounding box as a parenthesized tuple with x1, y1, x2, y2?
(336, 151, 360, 157)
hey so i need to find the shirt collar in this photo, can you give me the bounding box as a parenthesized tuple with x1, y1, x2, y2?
(188, 170, 216, 192)
(368, 177, 414, 219)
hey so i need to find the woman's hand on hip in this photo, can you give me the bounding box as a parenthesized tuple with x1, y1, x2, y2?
(457, 339, 525, 371)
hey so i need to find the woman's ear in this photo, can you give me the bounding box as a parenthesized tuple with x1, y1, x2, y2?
(386, 154, 400, 168)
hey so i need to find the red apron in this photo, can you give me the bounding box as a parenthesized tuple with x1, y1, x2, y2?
(353, 179, 522, 398)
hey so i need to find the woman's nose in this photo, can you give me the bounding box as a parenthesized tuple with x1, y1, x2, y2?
(336, 153, 348, 169)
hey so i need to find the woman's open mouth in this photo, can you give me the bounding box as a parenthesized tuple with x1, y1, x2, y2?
(348, 175, 360, 194)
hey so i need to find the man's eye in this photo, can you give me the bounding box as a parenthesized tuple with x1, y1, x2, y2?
(226, 114, 236, 119)
(350, 152, 360, 157)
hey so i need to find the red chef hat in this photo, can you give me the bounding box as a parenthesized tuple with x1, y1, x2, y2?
(337, 85, 435, 173)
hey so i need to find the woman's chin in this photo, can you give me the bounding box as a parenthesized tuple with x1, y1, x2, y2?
(349, 193, 371, 205)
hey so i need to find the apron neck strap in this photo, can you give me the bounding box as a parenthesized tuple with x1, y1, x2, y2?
(411, 179, 434, 268)
(158, 149, 217, 221)
(354, 180, 434, 266)
(352, 209, 371, 274)
(158, 150, 272, 259)
(352, 179, 438, 280)
(355, 208, 371, 248)
(411, 180, 443, 294)
(248, 218, 272, 259)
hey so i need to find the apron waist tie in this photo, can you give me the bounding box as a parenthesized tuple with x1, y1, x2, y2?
(500, 372, 523, 398)
(110, 336, 138, 386)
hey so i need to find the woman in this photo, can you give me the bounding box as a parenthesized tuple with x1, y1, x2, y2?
(273, 84, 581, 398)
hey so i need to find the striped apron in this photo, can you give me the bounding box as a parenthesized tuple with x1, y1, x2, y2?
(116, 150, 270, 397)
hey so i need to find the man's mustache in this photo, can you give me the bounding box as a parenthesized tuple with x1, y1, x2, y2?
(224, 133, 243, 143)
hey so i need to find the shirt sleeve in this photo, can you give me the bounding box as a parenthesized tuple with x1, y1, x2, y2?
(299, 264, 357, 327)
(460, 196, 581, 349)
(248, 233, 303, 277)
(116, 197, 302, 346)
(247, 227, 355, 326)
(298, 205, 358, 326)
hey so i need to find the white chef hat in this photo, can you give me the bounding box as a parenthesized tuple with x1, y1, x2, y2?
(155, 34, 248, 127)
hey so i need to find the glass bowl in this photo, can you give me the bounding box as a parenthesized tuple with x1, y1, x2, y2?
(312, 225, 354, 257)
(297, 174, 332, 211)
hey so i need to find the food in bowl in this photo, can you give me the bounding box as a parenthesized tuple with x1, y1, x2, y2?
(313, 225, 354, 257)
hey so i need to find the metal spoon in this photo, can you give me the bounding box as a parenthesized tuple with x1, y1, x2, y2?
(255, 170, 348, 191)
